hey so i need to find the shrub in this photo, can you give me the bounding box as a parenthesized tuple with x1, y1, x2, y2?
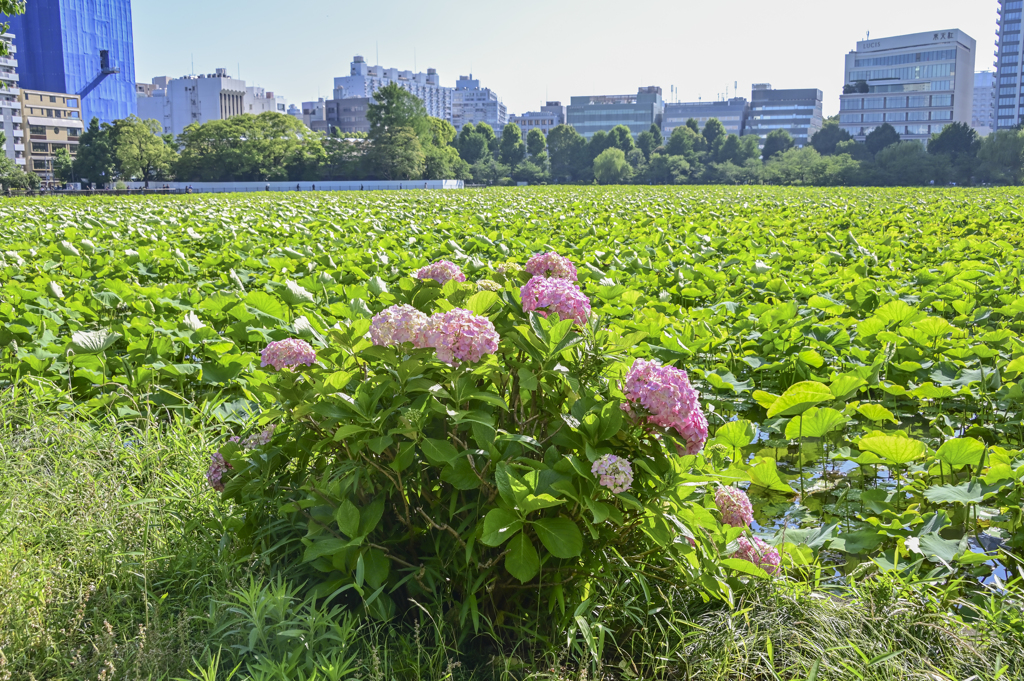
(217, 256, 741, 635)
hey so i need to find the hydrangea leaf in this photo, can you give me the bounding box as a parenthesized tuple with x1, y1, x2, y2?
(505, 532, 540, 583)
(532, 517, 583, 559)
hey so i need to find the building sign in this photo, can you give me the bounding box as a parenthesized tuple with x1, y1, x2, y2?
(933, 31, 955, 41)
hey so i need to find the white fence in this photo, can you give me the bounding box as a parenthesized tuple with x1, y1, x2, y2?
(116, 180, 463, 193)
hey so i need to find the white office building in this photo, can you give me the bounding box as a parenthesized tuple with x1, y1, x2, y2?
(509, 102, 564, 137)
(137, 69, 289, 137)
(839, 30, 976, 145)
(972, 71, 995, 136)
(333, 56, 452, 121)
(0, 33, 25, 167)
(995, 0, 1024, 130)
(663, 98, 749, 138)
(451, 75, 506, 131)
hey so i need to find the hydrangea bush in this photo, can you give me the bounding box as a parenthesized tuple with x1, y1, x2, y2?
(217, 253, 779, 623)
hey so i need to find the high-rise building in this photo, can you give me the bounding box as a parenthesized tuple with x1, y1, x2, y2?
(995, 0, 1024, 130)
(333, 56, 452, 121)
(21, 87, 82, 187)
(663, 98, 749, 138)
(745, 85, 823, 148)
(137, 69, 287, 136)
(0, 33, 27, 169)
(451, 75, 506, 131)
(509, 102, 565, 138)
(973, 71, 996, 136)
(9, 0, 137, 124)
(838, 30, 975, 145)
(566, 87, 664, 139)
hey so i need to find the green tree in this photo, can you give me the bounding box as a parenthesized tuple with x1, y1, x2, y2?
(366, 83, 430, 143)
(593, 147, 631, 184)
(976, 129, 1024, 184)
(526, 128, 546, 158)
(0, 0, 24, 57)
(665, 126, 699, 158)
(470, 157, 510, 185)
(476, 122, 498, 156)
(366, 127, 426, 180)
(929, 122, 980, 184)
(811, 120, 854, 156)
(498, 122, 525, 167)
(761, 129, 795, 160)
(649, 123, 663, 150)
(606, 125, 635, 154)
(641, 153, 690, 184)
(546, 124, 588, 182)
(738, 135, 762, 163)
(588, 130, 611, 162)
(53, 148, 75, 183)
(835, 139, 872, 161)
(874, 140, 949, 186)
(716, 134, 742, 165)
(321, 137, 364, 180)
(422, 117, 469, 180)
(111, 115, 177, 183)
(0, 153, 39, 189)
(72, 117, 116, 186)
(686, 118, 700, 134)
(456, 124, 489, 164)
(865, 123, 900, 156)
(637, 129, 659, 161)
(702, 118, 727, 158)
(512, 159, 548, 184)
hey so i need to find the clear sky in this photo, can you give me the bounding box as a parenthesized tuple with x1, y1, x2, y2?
(133, 0, 998, 120)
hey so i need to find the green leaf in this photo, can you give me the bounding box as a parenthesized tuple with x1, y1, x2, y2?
(748, 459, 796, 493)
(721, 557, 769, 578)
(465, 290, 499, 315)
(368, 276, 389, 296)
(829, 375, 866, 401)
(481, 508, 522, 546)
(856, 404, 898, 424)
(766, 381, 833, 418)
(441, 457, 482, 490)
(922, 480, 1004, 505)
(281, 280, 315, 305)
(597, 401, 623, 441)
(533, 517, 584, 559)
(245, 291, 287, 320)
(57, 240, 81, 257)
(784, 408, 846, 439)
(505, 532, 540, 583)
(70, 329, 122, 354)
(935, 438, 985, 468)
(714, 420, 755, 449)
(359, 497, 385, 535)
(335, 500, 360, 537)
(421, 437, 460, 465)
(519, 493, 566, 515)
(858, 435, 924, 465)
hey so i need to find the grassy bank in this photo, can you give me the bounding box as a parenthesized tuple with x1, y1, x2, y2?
(1, 394, 1022, 681)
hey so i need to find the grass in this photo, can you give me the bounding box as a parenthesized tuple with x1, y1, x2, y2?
(1, 390, 1022, 681)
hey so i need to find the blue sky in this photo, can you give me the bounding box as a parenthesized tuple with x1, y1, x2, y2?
(133, 0, 997, 119)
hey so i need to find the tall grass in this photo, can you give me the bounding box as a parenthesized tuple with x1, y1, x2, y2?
(2, 393, 1022, 680)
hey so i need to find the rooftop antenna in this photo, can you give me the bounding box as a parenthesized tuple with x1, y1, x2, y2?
(866, 30, 870, 40)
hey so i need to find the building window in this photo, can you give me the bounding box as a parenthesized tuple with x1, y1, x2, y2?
(66, 98, 77, 107)
(29, 125, 44, 135)
(863, 97, 884, 109)
(908, 111, 929, 121)
(885, 112, 906, 122)
(31, 142, 47, 152)
(932, 110, 953, 121)
(33, 159, 48, 169)
(908, 95, 928, 107)
(931, 94, 953, 106)
(49, 96, 56, 103)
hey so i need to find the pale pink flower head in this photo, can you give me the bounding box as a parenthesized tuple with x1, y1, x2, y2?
(422, 308, 499, 364)
(229, 424, 277, 450)
(261, 338, 316, 371)
(715, 485, 754, 528)
(495, 262, 522, 276)
(207, 451, 231, 492)
(622, 358, 707, 455)
(519, 276, 591, 326)
(734, 536, 781, 575)
(525, 252, 578, 281)
(591, 454, 633, 493)
(370, 304, 429, 347)
(415, 260, 466, 285)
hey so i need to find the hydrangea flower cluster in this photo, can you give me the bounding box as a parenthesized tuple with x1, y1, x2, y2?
(495, 262, 522, 276)
(734, 536, 781, 575)
(715, 485, 754, 527)
(591, 454, 633, 493)
(370, 304, 429, 347)
(206, 451, 230, 492)
(261, 338, 316, 371)
(422, 308, 500, 364)
(525, 252, 578, 281)
(622, 359, 708, 455)
(476, 279, 502, 292)
(520, 276, 591, 325)
(415, 260, 466, 285)
(229, 424, 277, 450)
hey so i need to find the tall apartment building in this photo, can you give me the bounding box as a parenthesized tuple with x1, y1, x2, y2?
(9, 0, 137, 124)
(21, 88, 82, 187)
(973, 71, 996, 136)
(995, 0, 1024, 130)
(333, 56, 452, 121)
(745, 85, 822, 148)
(663, 98, 749, 138)
(566, 87, 664, 139)
(306, 98, 372, 135)
(137, 70, 288, 136)
(838, 31, 975, 145)
(0, 33, 26, 169)
(509, 102, 565, 138)
(451, 75, 507, 131)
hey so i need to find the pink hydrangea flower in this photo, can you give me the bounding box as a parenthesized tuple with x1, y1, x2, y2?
(734, 536, 781, 575)
(370, 304, 429, 347)
(422, 308, 499, 364)
(525, 252, 578, 281)
(229, 424, 277, 450)
(207, 451, 231, 492)
(519, 276, 591, 325)
(715, 485, 754, 527)
(261, 338, 316, 371)
(591, 454, 633, 493)
(415, 260, 466, 285)
(622, 359, 707, 455)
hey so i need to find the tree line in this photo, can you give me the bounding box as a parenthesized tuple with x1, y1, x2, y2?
(50, 82, 1024, 187)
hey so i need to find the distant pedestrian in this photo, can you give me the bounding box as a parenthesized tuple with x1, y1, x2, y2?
(296, 183, 300, 191)
(312, 184, 316, 191)
(360, 184, 364, 190)
(266, 183, 270, 191)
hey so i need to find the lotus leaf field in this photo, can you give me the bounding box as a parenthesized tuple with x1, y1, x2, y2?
(2, 186, 1023, 588)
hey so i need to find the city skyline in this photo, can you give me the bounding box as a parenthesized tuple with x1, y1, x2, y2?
(132, 0, 995, 120)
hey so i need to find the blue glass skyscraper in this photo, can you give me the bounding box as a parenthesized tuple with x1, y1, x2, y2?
(9, 0, 137, 124)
